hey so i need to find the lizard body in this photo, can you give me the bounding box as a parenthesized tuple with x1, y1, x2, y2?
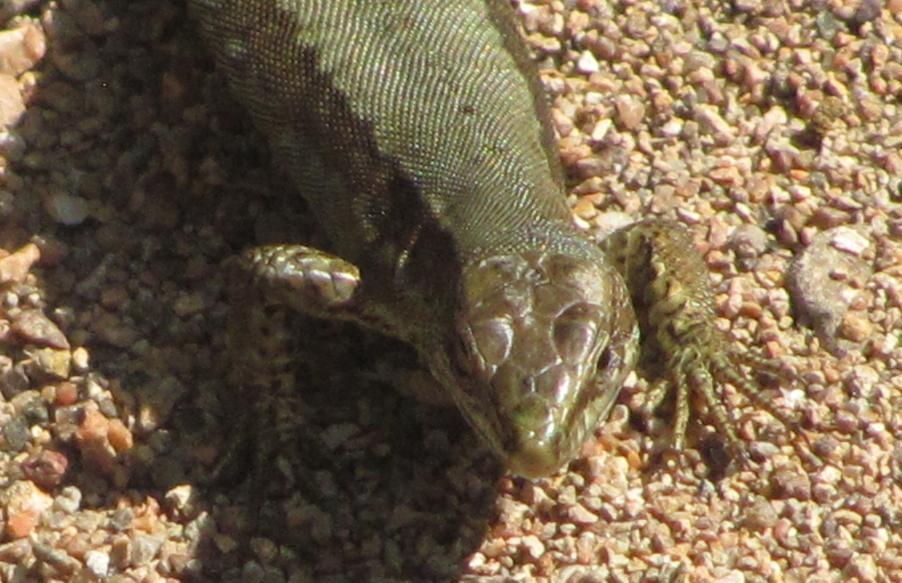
(190, 0, 789, 479)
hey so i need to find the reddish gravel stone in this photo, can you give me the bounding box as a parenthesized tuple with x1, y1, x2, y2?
(5, 511, 36, 539)
(54, 381, 78, 406)
(74, 408, 118, 474)
(106, 418, 134, 453)
(21, 450, 69, 489)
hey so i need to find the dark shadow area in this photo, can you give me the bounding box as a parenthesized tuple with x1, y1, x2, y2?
(1, 1, 499, 581)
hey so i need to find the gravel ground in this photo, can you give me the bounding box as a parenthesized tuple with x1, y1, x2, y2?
(0, 0, 900, 582)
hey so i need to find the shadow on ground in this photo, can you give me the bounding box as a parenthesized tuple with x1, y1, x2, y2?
(2, 2, 500, 581)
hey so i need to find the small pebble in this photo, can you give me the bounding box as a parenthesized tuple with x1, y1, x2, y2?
(1, 415, 29, 452)
(106, 510, 135, 537)
(5, 510, 36, 539)
(0, 538, 31, 563)
(84, 550, 111, 578)
(10, 309, 69, 350)
(44, 192, 90, 226)
(772, 468, 812, 501)
(0, 243, 40, 284)
(24, 346, 71, 379)
(0, 74, 24, 129)
(165, 484, 199, 519)
(74, 408, 119, 474)
(52, 486, 82, 513)
(130, 534, 165, 566)
(742, 498, 779, 531)
(576, 50, 600, 74)
(787, 226, 875, 355)
(566, 503, 600, 525)
(21, 449, 68, 488)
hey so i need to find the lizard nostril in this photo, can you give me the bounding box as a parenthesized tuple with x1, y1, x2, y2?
(450, 335, 472, 377)
(597, 346, 613, 371)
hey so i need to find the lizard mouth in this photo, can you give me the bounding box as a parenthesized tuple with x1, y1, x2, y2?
(492, 332, 630, 478)
(506, 438, 561, 479)
(449, 322, 634, 478)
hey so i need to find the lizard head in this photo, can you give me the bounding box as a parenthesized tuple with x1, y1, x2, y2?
(445, 250, 638, 478)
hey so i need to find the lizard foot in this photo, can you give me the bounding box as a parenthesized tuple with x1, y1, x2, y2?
(602, 219, 815, 469)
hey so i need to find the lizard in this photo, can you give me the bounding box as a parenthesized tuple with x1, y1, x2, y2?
(188, 0, 797, 484)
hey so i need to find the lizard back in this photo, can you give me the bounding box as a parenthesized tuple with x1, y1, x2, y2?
(190, 0, 574, 283)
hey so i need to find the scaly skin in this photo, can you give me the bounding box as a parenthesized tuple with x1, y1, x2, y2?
(191, 0, 796, 484)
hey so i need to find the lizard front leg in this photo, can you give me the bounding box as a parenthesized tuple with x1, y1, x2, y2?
(214, 244, 365, 527)
(601, 219, 801, 465)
